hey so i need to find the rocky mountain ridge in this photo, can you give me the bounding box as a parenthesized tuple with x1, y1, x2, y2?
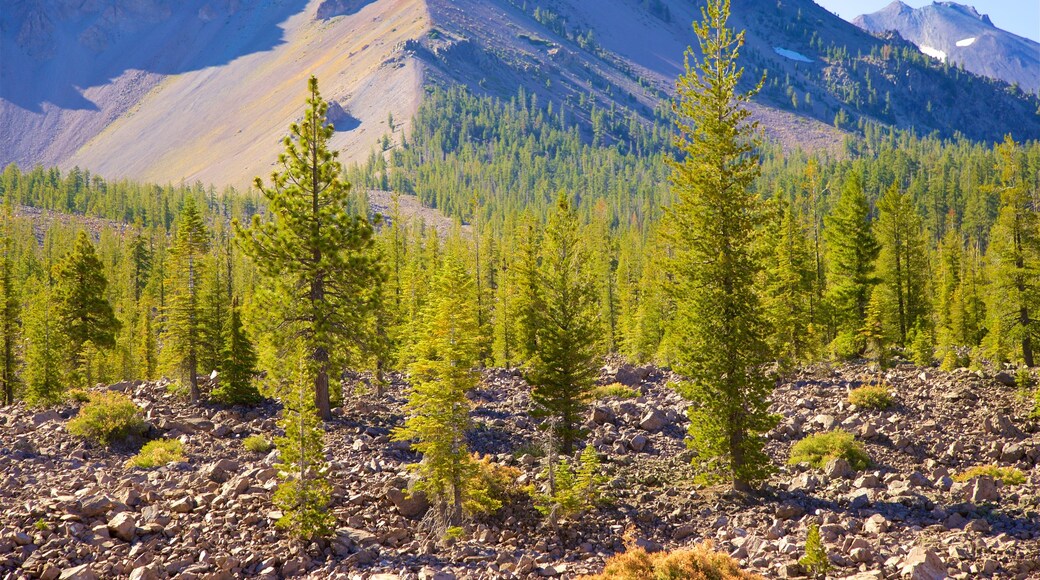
(853, 1, 1040, 93)
(3, 0, 1040, 190)
(1, 360, 1037, 578)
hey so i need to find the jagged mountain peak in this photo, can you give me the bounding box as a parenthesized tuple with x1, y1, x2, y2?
(854, 1, 1038, 91)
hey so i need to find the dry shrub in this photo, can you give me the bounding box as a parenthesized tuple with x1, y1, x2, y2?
(581, 540, 764, 580)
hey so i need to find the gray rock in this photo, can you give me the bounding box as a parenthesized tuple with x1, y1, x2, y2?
(672, 524, 697, 541)
(614, 364, 650, 386)
(78, 495, 115, 518)
(628, 433, 648, 452)
(591, 406, 615, 425)
(899, 547, 947, 580)
(170, 496, 195, 513)
(993, 371, 1015, 386)
(969, 476, 1000, 503)
(639, 409, 668, 431)
(824, 457, 855, 479)
(128, 565, 160, 580)
(983, 414, 1023, 438)
(204, 459, 240, 483)
(107, 511, 136, 541)
(386, 487, 428, 518)
(58, 565, 97, 580)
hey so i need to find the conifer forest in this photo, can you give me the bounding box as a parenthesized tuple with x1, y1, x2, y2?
(1, 0, 1039, 578)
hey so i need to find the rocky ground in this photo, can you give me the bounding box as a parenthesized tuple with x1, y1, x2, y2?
(0, 359, 1038, 580)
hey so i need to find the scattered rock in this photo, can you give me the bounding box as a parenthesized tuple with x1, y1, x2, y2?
(899, 547, 946, 580)
(638, 409, 668, 431)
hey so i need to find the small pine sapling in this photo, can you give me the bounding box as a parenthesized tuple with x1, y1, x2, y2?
(800, 523, 831, 578)
(273, 356, 334, 540)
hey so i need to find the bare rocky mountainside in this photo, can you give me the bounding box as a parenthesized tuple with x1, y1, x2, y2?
(0, 360, 1038, 579)
(853, 1, 1040, 93)
(3, 0, 1040, 188)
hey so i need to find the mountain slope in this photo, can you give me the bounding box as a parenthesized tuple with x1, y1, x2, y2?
(2, 0, 1039, 189)
(1, 0, 427, 187)
(853, 1, 1040, 93)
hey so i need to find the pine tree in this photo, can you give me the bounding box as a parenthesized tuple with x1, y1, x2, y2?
(273, 351, 334, 539)
(663, 0, 775, 491)
(512, 214, 544, 364)
(128, 232, 152, 303)
(392, 254, 483, 538)
(761, 195, 816, 366)
(24, 282, 65, 406)
(800, 523, 831, 578)
(236, 76, 384, 420)
(824, 174, 879, 357)
(875, 182, 929, 345)
(527, 194, 602, 454)
(0, 225, 19, 405)
(213, 298, 261, 405)
(53, 231, 119, 387)
(985, 136, 1038, 366)
(164, 197, 210, 403)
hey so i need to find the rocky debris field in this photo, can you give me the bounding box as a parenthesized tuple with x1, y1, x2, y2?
(0, 360, 1038, 580)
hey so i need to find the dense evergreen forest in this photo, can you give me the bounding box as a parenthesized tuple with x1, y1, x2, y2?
(0, 0, 1039, 543)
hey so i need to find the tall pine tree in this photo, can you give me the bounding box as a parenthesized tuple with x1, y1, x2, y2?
(164, 196, 210, 403)
(664, 0, 775, 491)
(527, 194, 602, 454)
(824, 174, 879, 357)
(237, 76, 384, 420)
(393, 253, 483, 537)
(53, 231, 119, 387)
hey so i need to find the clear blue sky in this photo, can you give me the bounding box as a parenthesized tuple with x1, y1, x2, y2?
(813, 0, 1040, 42)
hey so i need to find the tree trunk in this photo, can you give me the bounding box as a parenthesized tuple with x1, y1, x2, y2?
(314, 356, 331, 421)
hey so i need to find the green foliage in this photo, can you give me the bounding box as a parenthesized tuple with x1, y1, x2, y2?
(952, 465, 1025, 485)
(273, 354, 334, 540)
(392, 254, 484, 538)
(532, 445, 606, 520)
(860, 286, 889, 367)
(799, 524, 831, 578)
(34, 518, 47, 532)
(590, 383, 639, 399)
(875, 182, 930, 345)
(526, 194, 602, 454)
(761, 195, 818, 366)
(847, 384, 894, 410)
(127, 439, 185, 469)
(825, 174, 879, 349)
(23, 282, 66, 407)
(212, 300, 261, 405)
(0, 223, 19, 406)
(984, 137, 1039, 366)
(909, 324, 935, 367)
(53, 231, 120, 386)
(243, 435, 273, 454)
(664, 0, 776, 491)
(67, 392, 146, 446)
(163, 196, 210, 403)
(788, 430, 870, 471)
(237, 75, 384, 421)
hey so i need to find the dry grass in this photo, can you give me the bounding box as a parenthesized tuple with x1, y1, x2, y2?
(581, 540, 764, 580)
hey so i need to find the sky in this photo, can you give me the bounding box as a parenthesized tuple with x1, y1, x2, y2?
(813, 0, 1040, 43)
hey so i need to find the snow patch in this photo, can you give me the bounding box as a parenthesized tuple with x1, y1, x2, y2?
(919, 45, 947, 62)
(773, 47, 813, 63)
(956, 37, 977, 47)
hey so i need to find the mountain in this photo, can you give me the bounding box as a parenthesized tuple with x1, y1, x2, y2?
(2, 0, 1039, 189)
(853, 1, 1040, 93)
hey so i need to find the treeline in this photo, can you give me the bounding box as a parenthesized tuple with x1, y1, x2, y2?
(353, 84, 1040, 370)
(0, 170, 262, 406)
